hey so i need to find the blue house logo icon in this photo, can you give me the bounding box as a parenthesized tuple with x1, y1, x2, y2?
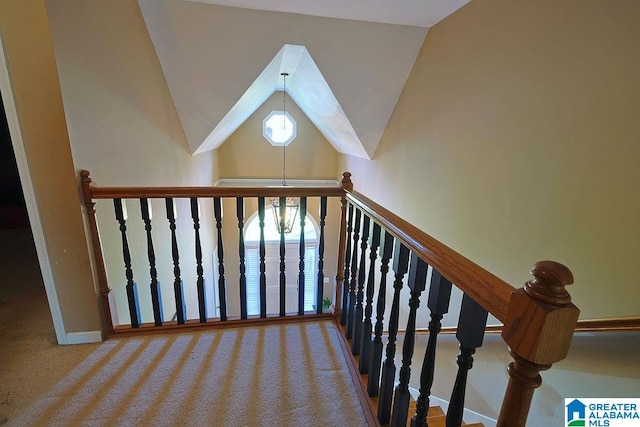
(566, 399, 586, 426)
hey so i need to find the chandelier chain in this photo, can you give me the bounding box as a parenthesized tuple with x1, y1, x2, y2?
(281, 72, 288, 186)
(269, 72, 298, 234)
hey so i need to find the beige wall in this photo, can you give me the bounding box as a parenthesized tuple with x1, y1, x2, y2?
(0, 1, 101, 335)
(45, 0, 220, 326)
(218, 91, 338, 180)
(341, 0, 640, 320)
(44, 0, 341, 326)
(46, 0, 217, 187)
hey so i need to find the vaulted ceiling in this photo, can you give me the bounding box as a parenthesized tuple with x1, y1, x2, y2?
(137, 0, 469, 159)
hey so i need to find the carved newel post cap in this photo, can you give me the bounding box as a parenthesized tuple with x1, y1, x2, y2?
(80, 170, 93, 185)
(80, 170, 95, 205)
(525, 261, 574, 305)
(502, 261, 579, 365)
(341, 172, 353, 191)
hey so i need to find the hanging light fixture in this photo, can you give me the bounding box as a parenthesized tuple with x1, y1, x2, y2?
(270, 72, 299, 233)
(270, 196, 299, 234)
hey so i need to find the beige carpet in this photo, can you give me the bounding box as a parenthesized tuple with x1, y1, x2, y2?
(0, 229, 367, 426)
(9, 322, 367, 426)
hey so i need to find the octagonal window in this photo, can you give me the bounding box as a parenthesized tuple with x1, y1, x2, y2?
(263, 111, 296, 146)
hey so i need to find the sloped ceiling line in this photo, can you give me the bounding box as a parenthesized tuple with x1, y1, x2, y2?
(198, 44, 369, 158)
(138, 1, 467, 159)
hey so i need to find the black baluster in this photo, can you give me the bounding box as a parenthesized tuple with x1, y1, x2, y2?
(213, 197, 227, 321)
(446, 294, 489, 427)
(165, 198, 185, 324)
(378, 241, 410, 424)
(278, 196, 286, 317)
(298, 197, 307, 315)
(140, 198, 163, 326)
(316, 196, 327, 314)
(340, 204, 354, 325)
(359, 221, 381, 373)
(258, 197, 267, 318)
(191, 198, 206, 323)
(351, 214, 370, 355)
(345, 207, 361, 339)
(237, 197, 247, 320)
(391, 254, 429, 427)
(412, 269, 453, 427)
(114, 199, 140, 328)
(368, 229, 394, 397)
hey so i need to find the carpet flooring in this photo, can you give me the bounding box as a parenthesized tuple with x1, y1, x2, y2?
(0, 229, 368, 426)
(5, 321, 368, 426)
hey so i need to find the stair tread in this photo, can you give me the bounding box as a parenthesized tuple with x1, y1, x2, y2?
(403, 405, 447, 427)
(407, 401, 445, 416)
(429, 406, 445, 417)
(423, 414, 446, 427)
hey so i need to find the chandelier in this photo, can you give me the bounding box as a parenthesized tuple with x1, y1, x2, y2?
(269, 72, 299, 233)
(270, 196, 299, 234)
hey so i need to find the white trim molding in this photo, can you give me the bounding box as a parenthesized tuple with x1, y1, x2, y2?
(65, 331, 103, 345)
(216, 178, 340, 187)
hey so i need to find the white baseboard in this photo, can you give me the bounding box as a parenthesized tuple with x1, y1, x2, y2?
(64, 331, 103, 345)
(408, 387, 497, 427)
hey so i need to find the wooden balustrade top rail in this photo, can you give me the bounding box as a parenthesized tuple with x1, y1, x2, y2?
(82, 168, 514, 323)
(81, 171, 344, 200)
(80, 169, 577, 426)
(346, 190, 513, 323)
(89, 186, 345, 199)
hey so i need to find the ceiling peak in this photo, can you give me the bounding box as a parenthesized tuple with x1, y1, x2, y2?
(196, 44, 368, 159)
(139, 1, 434, 159)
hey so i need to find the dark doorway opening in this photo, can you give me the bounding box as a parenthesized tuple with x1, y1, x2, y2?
(0, 94, 28, 229)
(0, 91, 56, 358)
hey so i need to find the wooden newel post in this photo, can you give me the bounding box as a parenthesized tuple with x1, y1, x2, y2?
(80, 170, 114, 336)
(335, 171, 352, 320)
(498, 261, 579, 427)
(341, 171, 354, 192)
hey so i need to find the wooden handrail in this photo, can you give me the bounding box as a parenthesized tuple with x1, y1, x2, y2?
(346, 190, 513, 322)
(80, 169, 347, 337)
(82, 169, 579, 426)
(341, 184, 578, 427)
(87, 185, 344, 199)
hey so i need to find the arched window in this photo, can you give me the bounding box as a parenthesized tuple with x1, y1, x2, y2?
(244, 207, 317, 315)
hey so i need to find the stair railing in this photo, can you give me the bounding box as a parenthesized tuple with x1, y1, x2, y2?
(82, 169, 579, 426)
(81, 170, 345, 335)
(337, 175, 580, 427)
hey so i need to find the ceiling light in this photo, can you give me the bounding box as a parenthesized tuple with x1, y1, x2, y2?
(269, 72, 299, 233)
